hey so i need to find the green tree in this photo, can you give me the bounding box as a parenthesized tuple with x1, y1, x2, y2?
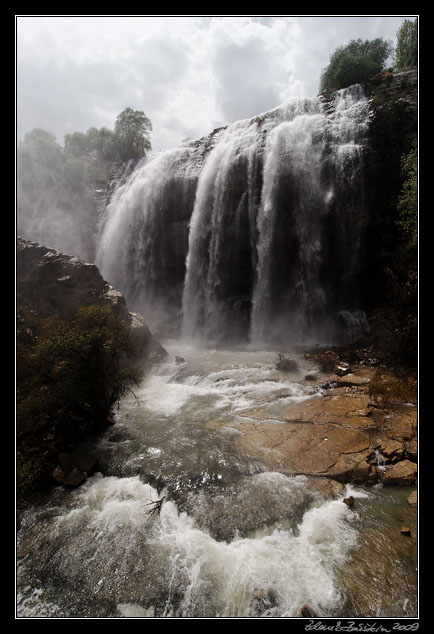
(17, 306, 145, 432)
(17, 128, 96, 260)
(395, 19, 418, 69)
(319, 38, 393, 94)
(397, 141, 418, 248)
(113, 107, 152, 161)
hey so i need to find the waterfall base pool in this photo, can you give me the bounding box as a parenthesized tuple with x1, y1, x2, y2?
(16, 341, 418, 618)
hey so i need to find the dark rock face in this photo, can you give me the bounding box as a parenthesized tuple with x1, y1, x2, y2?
(95, 71, 417, 347)
(16, 237, 167, 363)
(17, 237, 131, 322)
(52, 451, 100, 488)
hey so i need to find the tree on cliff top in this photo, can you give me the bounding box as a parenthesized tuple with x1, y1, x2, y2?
(114, 107, 152, 161)
(64, 107, 153, 164)
(395, 19, 418, 69)
(319, 37, 393, 94)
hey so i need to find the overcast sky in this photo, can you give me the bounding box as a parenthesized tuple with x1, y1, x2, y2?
(16, 15, 417, 152)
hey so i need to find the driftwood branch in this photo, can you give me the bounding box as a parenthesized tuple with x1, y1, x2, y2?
(145, 496, 165, 518)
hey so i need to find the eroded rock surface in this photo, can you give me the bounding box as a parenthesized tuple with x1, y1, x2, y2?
(209, 363, 417, 486)
(17, 237, 167, 364)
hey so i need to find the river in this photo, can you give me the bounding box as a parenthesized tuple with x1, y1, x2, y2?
(16, 340, 418, 618)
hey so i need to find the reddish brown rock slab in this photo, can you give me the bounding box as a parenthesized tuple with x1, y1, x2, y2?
(334, 368, 375, 388)
(381, 460, 417, 486)
(407, 490, 417, 505)
(327, 449, 375, 483)
(209, 372, 416, 485)
(215, 417, 372, 478)
(238, 390, 376, 429)
(381, 406, 417, 442)
(373, 438, 406, 463)
(405, 439, 417, 462)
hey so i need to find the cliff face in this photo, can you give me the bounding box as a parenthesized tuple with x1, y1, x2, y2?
(16, 237, 167, 362)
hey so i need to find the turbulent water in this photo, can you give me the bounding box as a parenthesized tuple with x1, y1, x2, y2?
(17, 88, 417, 619)
(17, 342, 418, 619)
(96, 86, 371, 346)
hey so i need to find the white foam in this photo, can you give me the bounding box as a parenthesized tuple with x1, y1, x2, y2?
(50, 474, 357, 617)
(123, 345, 314, 419)
(117, 603, 155, 618)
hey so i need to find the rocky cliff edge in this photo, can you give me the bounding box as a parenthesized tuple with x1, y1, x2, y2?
(16, 237, 167, 363)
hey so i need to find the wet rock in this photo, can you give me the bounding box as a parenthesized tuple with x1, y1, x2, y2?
(304, 373, 318, 381)
(17, 237, 130, 323)
(343, 496, 355, 509)
(407, 490, 417, 505)
(211, 351, 417, 488)
(175, 356, 186, 364)
(405, 439, 417, 462)
(301, 604, 318, 617)
(276, 354, 299, 373)
(129, 311, 168, 362)
(252, 588, 279, 615)
(376, 439, 405, 464)
(52, 465, 66, 484)
(382, 460, 417, 486)
(62, 468, 87, 488)
(58, 452, 74, 473)
(329, 450, 375, 483)
(307, 477, 344, 498)
(335, 363, 351, 376)
(55, 451, 100, 486)
(76, 454, 99, 475)
(335, 371, 373, 388)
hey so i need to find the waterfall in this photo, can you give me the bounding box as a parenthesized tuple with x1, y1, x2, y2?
(96, 85, 371, 345)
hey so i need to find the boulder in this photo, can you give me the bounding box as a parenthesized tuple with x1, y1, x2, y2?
(276, 354, 299, 373)
(407, 490, 417, 505)
(129, 311, 168, 362)
(58, 452, 74, 473)
(17, 238, 167, 365)
(376, 439, 405, 463)
(52, 465, 66, 484)
(382, 460, 417, 486)
(252, 588, 278, 615)
(405, 439, 417, 462)
(75, 454, 99, 475)
(17, 237, 130, 323)
(54, 451, 100, 487)
(335, 363, 351, 377)
(62, 468, 87, 488)
(301, 604, 318, 617)
(343, 496, 355, 509)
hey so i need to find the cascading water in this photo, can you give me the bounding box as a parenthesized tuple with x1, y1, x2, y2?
(95, 85, 371, 346)
(18, 87, 418, 620)
(17, 343, 418, 618)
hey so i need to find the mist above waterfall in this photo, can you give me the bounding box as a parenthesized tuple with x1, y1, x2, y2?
(95, 85, 371, 348)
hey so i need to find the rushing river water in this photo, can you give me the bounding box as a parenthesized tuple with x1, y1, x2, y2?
(16, 341, 418, 619)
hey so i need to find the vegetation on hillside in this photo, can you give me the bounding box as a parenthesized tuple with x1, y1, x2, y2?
(397, 140, 418, 248)
(17, 305, 145, 497)
(319, 18, 417, 94)
(395, 19, 418, 69)
(319, 37, 394, 94)
(17, 107, 152, 261)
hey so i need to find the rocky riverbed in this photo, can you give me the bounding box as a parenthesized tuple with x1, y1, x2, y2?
(207, 350, 417, 494)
